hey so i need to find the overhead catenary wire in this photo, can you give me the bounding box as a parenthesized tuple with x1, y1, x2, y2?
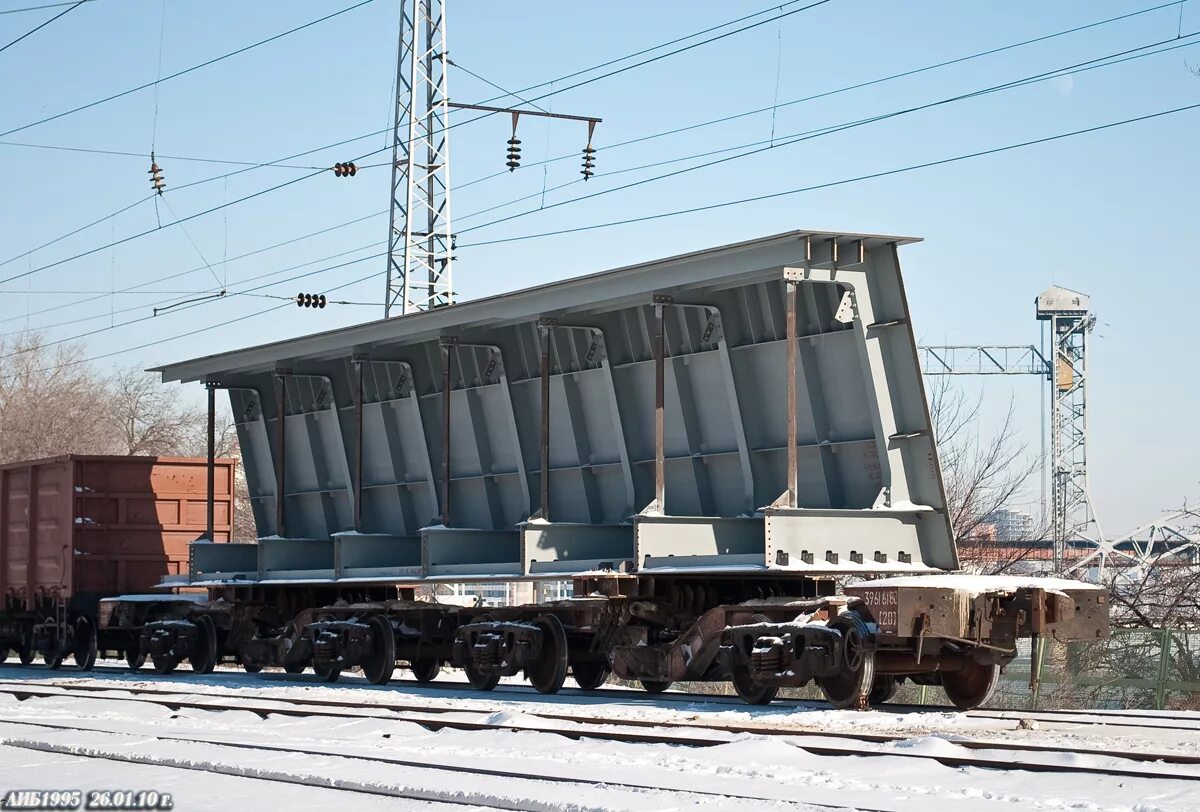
(11, 100, 1199, 382)
(0, 263, 391, 380)
(7, 15, 1195, 330)
(457, 101, 1200, 249)
(0, 0, 97, 14)
(0, 241, 385, 341)
(0, 141, 392, 286)
(443, 0, 836, 136)
(441, 0, 1188, 186)
(0, 249, 387, 360)
(454, 32, 1200, 238)
(0, 127, 389, 272)
(0, 0, 83, 54)
(0, 140, 334, 168)
(0, 210, 388, 326)
(0, 0, 373, 138)
(0, 0, 834, 285)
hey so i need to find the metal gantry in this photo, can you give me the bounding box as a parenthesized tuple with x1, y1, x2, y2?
(1036, 287, 1103, 574)
(919, 286, 1104, 575)
(917, 345, 1049, 376)
(384, 0, 454, 317)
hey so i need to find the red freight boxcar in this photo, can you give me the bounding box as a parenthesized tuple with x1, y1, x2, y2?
(0, 455, 234, 668)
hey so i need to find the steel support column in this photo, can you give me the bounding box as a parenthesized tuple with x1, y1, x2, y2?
(538, 322, 551, 520)
(272, 372, 287, 537)
(205, 380, 217, 541)
(653, 298, 669, 512)
(352, 357, 365, 532)
(440, 337, 456, 526)
(785, 280, 799, 508)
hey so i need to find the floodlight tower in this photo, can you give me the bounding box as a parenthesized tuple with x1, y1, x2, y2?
(1036, 286, 1100, 571)
(384, 0, 454, 317)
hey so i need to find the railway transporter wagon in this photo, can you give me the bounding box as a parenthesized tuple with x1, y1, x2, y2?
(96, 230, 1105, 709)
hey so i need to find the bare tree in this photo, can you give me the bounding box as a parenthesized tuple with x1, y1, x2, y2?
(927, 376, 1045, 574)
(107, 364, 207, 455)
(0, 333, 114, 463)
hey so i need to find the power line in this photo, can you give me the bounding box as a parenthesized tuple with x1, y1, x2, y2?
(0, 209, 387, 326)
(14, 31, 1192, 359)
(8, 15, 1190, 318)
(455, 32, 1200, 238)
(0, 0, 833, 275)
(13, 99, 1199, 380)
(446, 0, 836, 134)
(0, 263, 389, 380)
(0, 142, 391, 286)
(1, 239, 384, 338)
(457, 102, 1200, 249)
(464, 0, 831, 106)
(0, 127, 390, 272)
(472, 0, 1185, 180)
(0, 138, 326, 166)
(0, 0, 82, 54)
(0, 248, 386, 359)
(0, 0, 96, 14)
(0, 0, 373, 138)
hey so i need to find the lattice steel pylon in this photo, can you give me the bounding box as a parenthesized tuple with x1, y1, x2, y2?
(384, 0, 453, 317)
(1037, 286, 1102, 574)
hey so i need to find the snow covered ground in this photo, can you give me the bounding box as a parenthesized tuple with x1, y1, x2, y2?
(0, 662, 1197, 811)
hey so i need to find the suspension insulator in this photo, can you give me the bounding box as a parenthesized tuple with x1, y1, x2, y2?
(581, 145, 596, 180)
(296, 293, 328, 309)
(148, 159, 165, 195)
(506, 137, 522, 171)
(333, 162, 358, 178)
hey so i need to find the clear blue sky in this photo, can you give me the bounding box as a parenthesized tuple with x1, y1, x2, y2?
(1, 0, 1197, 535)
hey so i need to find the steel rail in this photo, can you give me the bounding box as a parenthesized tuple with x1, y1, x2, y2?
(2, 683, 1198, 781)
(0, 736, 517, 811)
(0, 718, 868, 811)
(8, 664, 1198, 729)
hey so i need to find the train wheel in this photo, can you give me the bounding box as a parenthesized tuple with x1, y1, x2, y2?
(189, 616, 218, 675)
(0, 648, 8, 664)
(639, 680, 671, 694)
(942, 659, 1001, 710)
(524, 614, 568, 695)
(283, 661, 306, 674)
(732, 665, 779, 705)
(869, 676, 900, 706)
(126, 645, 146, 672)
(152, 655, 179, 675)
(362, 616, 396, 686)
(240, 658, 263, 674)
(817, 612, 876, 710)
(72, 617, 97, 672)
(44, 652, 64, 670)
(571, 661, 610, 690)
(410, 657, 441, 683)
(464, 661, 501, 691)
(18, 641, 35, 665)
(312, 660, 340, 683)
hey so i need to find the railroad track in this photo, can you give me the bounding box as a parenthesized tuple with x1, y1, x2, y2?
(6, 663, 1199, 732)
(2, 682, 1197, 782)
(0, 718, 879, 812)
